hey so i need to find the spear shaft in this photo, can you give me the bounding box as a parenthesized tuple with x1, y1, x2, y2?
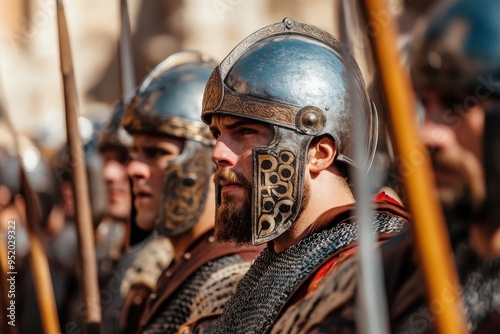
(0, 69, 59, 334)
(55, 1, 101, 332)
(119, 0, 136, 104)
(359, 0, 468, 332)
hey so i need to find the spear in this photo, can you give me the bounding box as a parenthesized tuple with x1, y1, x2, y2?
(55, 1, 101, 332)
(118, 0, 140, 250)
(0, 68, 58, 333)
(334, 1, 391, 333)
(119, 0, 136, 104)
(359, 0, 468, 333)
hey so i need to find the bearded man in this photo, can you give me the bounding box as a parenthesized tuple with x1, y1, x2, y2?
(201, 18, 409, 334)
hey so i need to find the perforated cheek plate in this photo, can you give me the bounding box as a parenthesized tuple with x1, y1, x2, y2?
(251, 128, 312, 245)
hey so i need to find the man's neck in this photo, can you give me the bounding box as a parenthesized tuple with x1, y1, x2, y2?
(170, 219, 214, 262)
(272, 177, 355, 253)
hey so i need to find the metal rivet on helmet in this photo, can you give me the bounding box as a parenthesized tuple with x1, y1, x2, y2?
(296, 106, 326, 134)
(283, 17, 295, 30)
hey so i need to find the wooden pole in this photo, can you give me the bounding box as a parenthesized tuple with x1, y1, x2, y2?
(119, 0, 136, 104)
(0, 70, 60, 334)
(359, 0, 468, 333)
(21, 170, 62, 334)
(55, 1, 101, 332)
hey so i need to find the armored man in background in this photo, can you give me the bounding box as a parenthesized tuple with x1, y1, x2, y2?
(121, 50, 262, 334)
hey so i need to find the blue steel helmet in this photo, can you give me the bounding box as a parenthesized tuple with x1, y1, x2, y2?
(202, 18, 378, 245)
(411, 0, 500, 100)
(123, 50, 217, 237)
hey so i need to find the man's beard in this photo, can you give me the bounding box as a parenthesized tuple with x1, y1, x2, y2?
(214, 168, 311, 245)
(214, 168, 253, 244)
(431, 148, 484, 227)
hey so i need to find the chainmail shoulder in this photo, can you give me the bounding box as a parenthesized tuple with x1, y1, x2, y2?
(270, 256, 358, 334)
(142, 254, 245, 334)
(100, 234, 154, 334)
(189, 261, 253, 321)
(396, 240, 500, 333)
(214, 213, 406, 334)
(121, 235, 173, 297)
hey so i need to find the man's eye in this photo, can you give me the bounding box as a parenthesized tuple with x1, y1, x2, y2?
(240, 128, 255, 135)
(117, 150, 131, 165)
(143, 147, 169, 160)
(211, 130, 221, 139)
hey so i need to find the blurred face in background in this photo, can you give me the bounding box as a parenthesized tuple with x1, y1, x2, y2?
(101, 147, 131, 221)
(419, 90, 486, 217)
(127, 134, 183, 230)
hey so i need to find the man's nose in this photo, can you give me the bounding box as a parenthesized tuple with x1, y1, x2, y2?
(212, 139, 236, 168)
(127, 159, 150, 180)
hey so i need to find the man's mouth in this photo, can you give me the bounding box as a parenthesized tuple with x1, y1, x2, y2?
(108, 188, 125, 199)
(219, 180, 243, 193)
(431, 162, 461, 186)
(134, 190, 152, 198)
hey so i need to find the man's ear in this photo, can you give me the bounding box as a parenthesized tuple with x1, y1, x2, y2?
(308, 136, 337, 173)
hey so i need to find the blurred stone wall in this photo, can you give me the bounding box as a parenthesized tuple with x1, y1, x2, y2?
(0, 0, 434, 152)
(0, 0, 336, 151)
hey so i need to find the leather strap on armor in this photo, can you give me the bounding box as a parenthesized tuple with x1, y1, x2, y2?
(140, 229, 263, 327)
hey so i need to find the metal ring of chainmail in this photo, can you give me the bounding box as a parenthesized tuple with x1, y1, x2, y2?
(214, 213, 406, 334)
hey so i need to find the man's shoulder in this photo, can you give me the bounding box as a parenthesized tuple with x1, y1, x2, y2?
(270, 254, 359, 334)
(270, 222, 415, 333)
(140, 234, 264, 329)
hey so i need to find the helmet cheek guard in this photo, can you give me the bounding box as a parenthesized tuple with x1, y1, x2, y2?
(252, 127, 313, 244)
(158, 140, 213, 237)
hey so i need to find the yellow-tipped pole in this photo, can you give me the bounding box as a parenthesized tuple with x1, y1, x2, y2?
(359, 0, 468, 333)
(55, 1, 101, 332)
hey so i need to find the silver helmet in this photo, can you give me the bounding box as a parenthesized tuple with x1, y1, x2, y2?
(123, 50, 217, 237)
(202, 18, 378, 245)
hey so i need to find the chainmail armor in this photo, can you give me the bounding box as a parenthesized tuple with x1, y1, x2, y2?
(397, 240, 500, 333)
(189, 261, 252, 321)
(100, 234, 153, 334)
(143, 254, 244, 334)
(214, 213, 406, 334)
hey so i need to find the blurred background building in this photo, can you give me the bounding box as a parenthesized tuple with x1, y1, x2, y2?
(0, 0, 438, 149)
(0, 0, 345, 153)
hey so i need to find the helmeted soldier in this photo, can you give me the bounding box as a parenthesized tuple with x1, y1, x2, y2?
(96, 102, 173, 334)
(120, 50, 263, 334)
(394, 0, 500, 331)
(96, 102, 133, 280)
(202, 18, 409, 333)
(292, 1, 500, 332)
